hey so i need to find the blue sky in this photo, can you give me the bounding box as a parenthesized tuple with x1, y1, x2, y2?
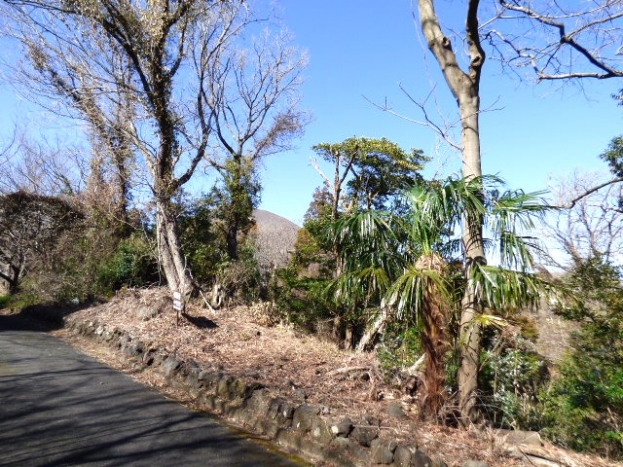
(0, 1, 621, 226)
(257, 1, 623, 224)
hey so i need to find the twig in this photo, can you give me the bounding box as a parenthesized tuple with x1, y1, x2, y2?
(326, 366, 371, 377)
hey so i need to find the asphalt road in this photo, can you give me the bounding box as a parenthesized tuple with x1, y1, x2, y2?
(0, 315, 307, 467)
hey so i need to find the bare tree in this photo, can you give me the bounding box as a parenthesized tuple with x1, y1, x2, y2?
(2, 0, 257, 295)
(0, 131, 86, 196)
(412, 0, 623, 422)
(546, 171, 623, 268)
(200, 29, 306, 260)
(416, 0, 487, 422)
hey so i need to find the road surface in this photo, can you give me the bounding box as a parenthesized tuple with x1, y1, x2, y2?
(0, 315, 307, 467)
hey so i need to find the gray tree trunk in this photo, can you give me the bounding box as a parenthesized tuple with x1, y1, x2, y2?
(417, 0, 486, 423)
(156, 199, 193, 296)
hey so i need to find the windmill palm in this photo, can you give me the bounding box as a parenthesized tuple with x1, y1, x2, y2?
(326, 175, 558, 422)
(385, 176, 484, 420)
(389, 175, 559, 421)
(325, 209, 411, 348)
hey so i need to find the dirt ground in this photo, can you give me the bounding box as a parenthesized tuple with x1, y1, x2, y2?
(37, 287, 621, 467)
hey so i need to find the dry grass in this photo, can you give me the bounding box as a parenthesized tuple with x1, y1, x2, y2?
(53, 287, 621, 467)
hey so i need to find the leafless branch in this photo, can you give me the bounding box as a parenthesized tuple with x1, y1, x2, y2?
(559, 177, 623, 209)
(496, 0, 623, 81)
(545, 171, 623, 267)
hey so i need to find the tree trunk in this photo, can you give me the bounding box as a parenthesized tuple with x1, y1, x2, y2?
(156, 199, 193, 296)
(356, 307, 389, 352)
(226, 220, 239, 261)
(0, 262, 23, 295)
(343, 324, 354, 350)
(3, 272, 20, 295)
(112, 150, 132, 237)
(457, 93, 486, 424)
(417, 0, 486, 424)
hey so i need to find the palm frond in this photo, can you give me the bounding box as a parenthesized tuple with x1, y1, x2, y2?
(406, 175, 510, 255)
(473, 313, 509, 329)
(470, 263, 565, 314)
(357, 266, 392, 296)
(329, 209, 395, 247)
(487, 188, 552, 240)
(384, 264, 450, 320)
(497, 231, 538, 271)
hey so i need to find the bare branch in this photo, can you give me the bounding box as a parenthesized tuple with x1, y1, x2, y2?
(559, 177, 623, 209)
(496, 0, 623, 81)
(364, 87, 462, 151)
(545, 171, 623, 267)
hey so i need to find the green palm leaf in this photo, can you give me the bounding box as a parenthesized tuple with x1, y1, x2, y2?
(470, 263, 562, 314)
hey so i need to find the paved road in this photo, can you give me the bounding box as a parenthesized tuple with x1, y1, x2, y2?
(0, 316, 307, 467)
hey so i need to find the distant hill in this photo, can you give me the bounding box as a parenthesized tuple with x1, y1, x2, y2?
(250, 209, 300, 271)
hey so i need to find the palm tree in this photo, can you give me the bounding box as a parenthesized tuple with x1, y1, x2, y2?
(328, 174, 560, 422)
(325, 209, 411, 349)
(391, 175, 559, 422)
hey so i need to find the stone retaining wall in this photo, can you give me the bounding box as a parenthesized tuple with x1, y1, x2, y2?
(67, 319, 446, 467)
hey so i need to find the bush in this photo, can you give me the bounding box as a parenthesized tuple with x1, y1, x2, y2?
(96, 235, 159, 295)
(178, 197, 226, 284)
(539, 257, 623, 459)
(271, 267, 333, 331)
(540, 316, 623, 457)
(215, 245, 267, 305)
(377, 321, 422, 377)
(0, 295, 11, 309)
(480, 347, 549, 429)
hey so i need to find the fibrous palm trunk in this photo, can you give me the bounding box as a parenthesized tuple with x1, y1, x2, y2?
(416, 253, 450, 420)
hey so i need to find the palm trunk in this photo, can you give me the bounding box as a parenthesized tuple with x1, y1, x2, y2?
(416, 253, 449, 420)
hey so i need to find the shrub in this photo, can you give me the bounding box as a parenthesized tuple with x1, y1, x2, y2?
(215, 245, 266, 305)
(480, 347, 549, 429)
(271, 267, 333, 331)
(539, 257, 623, 459)
(0, 295, 11, 309)
(377, 321, 423, 377)
(96, 235, 159, 295)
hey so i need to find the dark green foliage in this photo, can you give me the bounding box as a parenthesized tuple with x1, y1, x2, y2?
(541, 257, 623, 458)
(377, 321, 423, 376)
(178, 193, 267, 303)
(210, 157, 262, 260)
(271, 267, 333, 331)
(291, 227, 335, 278)
(96, 235, 158, 294)
(178, 196, 226, 284)
(344, 138, 427, 212)
(312, 137, 428, 213)
(480, 346, 549, 429)
(600, 135, 623, 178)
(27, 219, 157, 302)
(0, 295, 10, 309)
